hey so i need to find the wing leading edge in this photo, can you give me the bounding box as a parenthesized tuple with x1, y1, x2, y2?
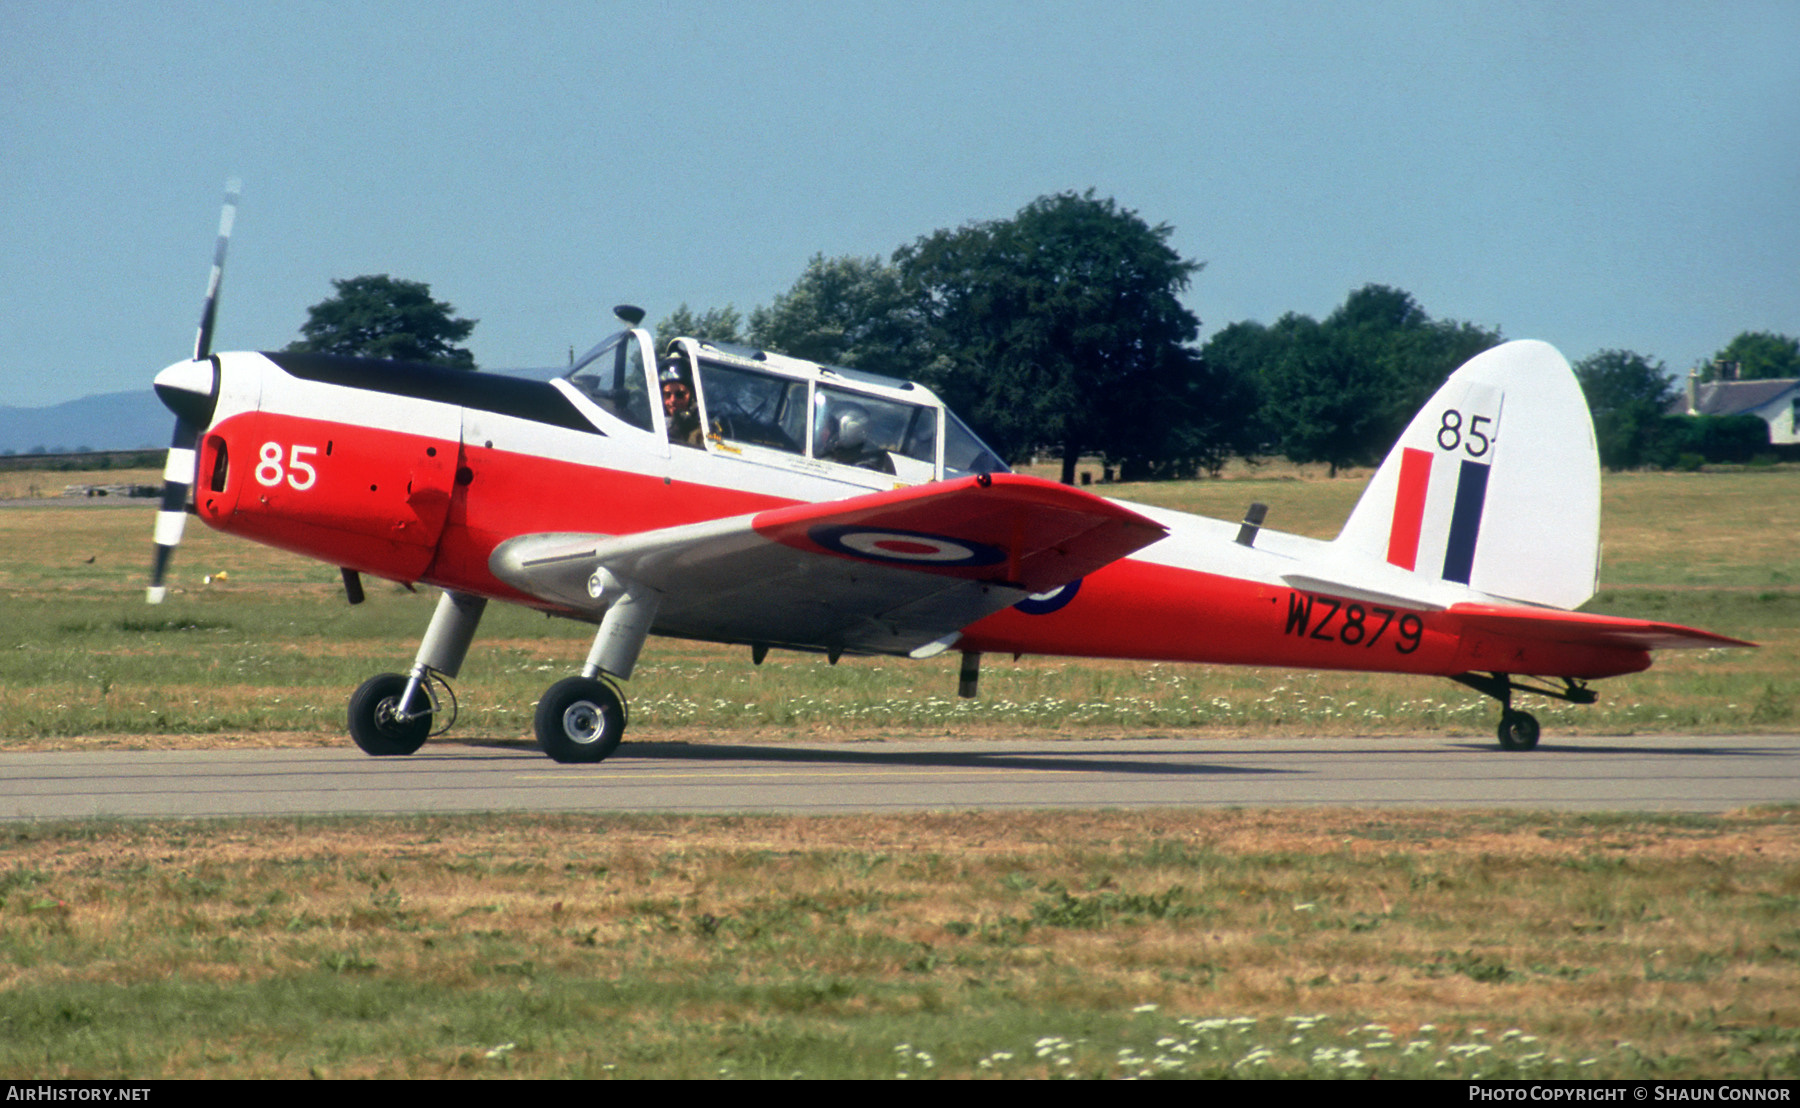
(490, 474, 1167, 657)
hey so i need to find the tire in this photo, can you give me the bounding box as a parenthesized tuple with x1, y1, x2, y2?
(348, 673, 431, 756)
(535, 676, 626, 763)
(1497, 709, 1541, 752)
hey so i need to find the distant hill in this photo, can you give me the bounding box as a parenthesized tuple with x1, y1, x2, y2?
(0, 391, 168, 455)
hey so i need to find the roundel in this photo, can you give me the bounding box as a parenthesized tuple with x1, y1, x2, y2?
(1013, 577, 1082, 614)
(809, 525, 1006, 567)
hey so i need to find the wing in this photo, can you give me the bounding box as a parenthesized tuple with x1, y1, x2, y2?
(490, 474, 1167, 657)
(1450, 603, 1757, 651)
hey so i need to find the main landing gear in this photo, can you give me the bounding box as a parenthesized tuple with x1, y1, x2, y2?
(1449, 672, 1596, 752)
(347, 579, 660, 764)
(533, 675, 627, 763)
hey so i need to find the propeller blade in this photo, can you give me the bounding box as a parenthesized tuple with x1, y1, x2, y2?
(193, 179, 239, 361)
(147, 418, 199, 604)
(149, 181, 237, 604)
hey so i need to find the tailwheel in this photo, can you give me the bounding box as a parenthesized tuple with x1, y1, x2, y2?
(347, 672, 432, 756)
(1496, 709, 1541, 752)
(535, 676, 627, 763)
(1453, 672, 1590, 753)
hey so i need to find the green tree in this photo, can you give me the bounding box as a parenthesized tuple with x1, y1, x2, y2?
(1194, 320, 1282, 462)
(1327, 285, 1499, 435)
(1707, 331, 1800, 381)
(655, 303, 745, 349)
(749, 255, 927, 381)
(1574, 349, 1678, 470)
(1148, 351, 1263, 478)
(1223, 285, 1501, 475)
(1664, 414, 1770, 465)
(288, 275, 477, 369)
(896, 190, 1221, 483)
(1249, 312, 1387, 477)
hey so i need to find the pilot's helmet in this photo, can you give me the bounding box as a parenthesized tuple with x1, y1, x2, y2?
(658, 360, 687, 386)
(833, 405, 869, 451)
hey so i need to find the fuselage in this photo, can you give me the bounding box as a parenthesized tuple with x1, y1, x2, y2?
(175, 344, 1654, 684)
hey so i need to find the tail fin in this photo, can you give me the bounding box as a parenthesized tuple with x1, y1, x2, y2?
(1334, 340, 1600, 610)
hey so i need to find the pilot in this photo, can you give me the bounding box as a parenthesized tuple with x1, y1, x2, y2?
(659, 361, 703, 447)
(817, 403, 887, 470)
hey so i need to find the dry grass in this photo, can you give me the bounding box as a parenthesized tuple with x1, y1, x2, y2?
(3, 808, 1797, 1078)
(1596, 470, 1800, 588)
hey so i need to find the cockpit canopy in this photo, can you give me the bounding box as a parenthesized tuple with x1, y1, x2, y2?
(561, 328, 1007, 485)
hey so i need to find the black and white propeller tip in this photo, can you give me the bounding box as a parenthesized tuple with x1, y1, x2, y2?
(147, 181, 236, 605)
(192, 179, 239, 362)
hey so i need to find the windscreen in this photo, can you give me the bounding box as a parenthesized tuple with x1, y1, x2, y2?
(566, 331, 654, 432)
(943, 409, 1008, 477)
(695, 360, 808, 453)
(812, 385, 936, 473)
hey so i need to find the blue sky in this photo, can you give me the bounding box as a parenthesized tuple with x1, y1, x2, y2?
(4, 0, 1796, 408)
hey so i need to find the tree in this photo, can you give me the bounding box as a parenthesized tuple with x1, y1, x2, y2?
(655, 303, 745, 349)
(1147, 352, 1263, 478)
(1326, 285, 1498, 435)
(1574, 349, 1678, 469)
(749, 255, 927, 381)
(895, 191, 1222, 483)
(1196, 319, 1277, 451)
(1219, 285, 1502, 475)
(1247, 312, 1388, 477)
(1707, 331, 1800, 381)
(1663, 414, 1770, 466)
(288, 275, 477, 369)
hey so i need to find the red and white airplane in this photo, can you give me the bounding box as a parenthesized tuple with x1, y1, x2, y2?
(147, 189, 1751, 761)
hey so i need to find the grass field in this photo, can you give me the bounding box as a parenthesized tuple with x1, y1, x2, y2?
(1, 466, 1795, 1079)
(3, 808, 1797, 1079)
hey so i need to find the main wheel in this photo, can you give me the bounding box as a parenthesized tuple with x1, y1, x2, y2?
(1497, 709, 1541, 752)
(347, 673, 431, 756)
(535, 676, 626, 763)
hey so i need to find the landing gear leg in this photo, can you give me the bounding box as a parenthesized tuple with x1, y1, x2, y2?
(348, 590, 486, 757)
(535, 571, 659, 764)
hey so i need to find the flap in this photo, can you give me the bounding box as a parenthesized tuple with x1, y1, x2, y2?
(490, 474, 1166, 657)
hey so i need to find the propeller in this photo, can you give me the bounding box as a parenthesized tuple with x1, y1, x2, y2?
(147, 180, 237, 604)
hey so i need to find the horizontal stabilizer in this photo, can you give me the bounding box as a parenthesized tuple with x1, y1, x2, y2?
(1450, 604, 1757, 651)
(1279, 572, 1447, 612)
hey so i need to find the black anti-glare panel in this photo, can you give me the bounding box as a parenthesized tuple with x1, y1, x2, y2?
(265, 352, 601, 435)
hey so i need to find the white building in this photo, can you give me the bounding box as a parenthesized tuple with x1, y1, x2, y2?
(1673, 372, 1800, 446)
